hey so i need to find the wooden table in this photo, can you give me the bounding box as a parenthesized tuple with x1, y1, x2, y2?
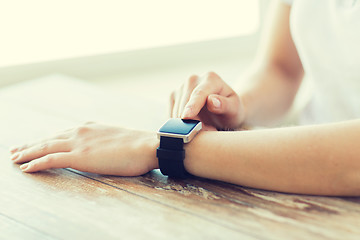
(1, 75, 360, 240)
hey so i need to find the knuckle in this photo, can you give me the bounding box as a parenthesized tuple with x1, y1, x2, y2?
(205, 71, 220, 84)
(192, 88, 207, 97)
(39, 143, 49, 152)
(186, 75, 199, 86)
(28, 162, 36, 169)
(20, 150, 27, 159)
(75, 126, 90, 136)
(206, 71, 219, 79)
(44, 155, 54, 164)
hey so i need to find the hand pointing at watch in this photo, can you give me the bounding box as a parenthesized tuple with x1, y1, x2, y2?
(170, 72, 246, 130)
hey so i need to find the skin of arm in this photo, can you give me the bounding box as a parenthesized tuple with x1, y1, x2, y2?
(184, 120, 360, 196)
(238, 1, 304, 126)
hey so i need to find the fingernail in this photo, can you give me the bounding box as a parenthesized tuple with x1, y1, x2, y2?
(212, 97, 221, 108)
(9, 146, 19, 153)
(11, 152, 22, 161)
(20, 163, 29, 171)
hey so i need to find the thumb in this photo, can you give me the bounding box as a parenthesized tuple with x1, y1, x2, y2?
(207, 94, 239, 116)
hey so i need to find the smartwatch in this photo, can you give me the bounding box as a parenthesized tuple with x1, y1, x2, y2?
(156, 118, 202, 178)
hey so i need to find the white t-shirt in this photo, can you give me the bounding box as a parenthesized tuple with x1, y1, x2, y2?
(284, 0, 360, 124)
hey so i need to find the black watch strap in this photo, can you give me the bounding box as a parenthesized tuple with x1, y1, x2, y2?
(156, 136, 189, 178)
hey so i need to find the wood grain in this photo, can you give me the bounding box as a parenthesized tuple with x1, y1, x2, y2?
(0, 148, 250, 240)
(1, 75, 360, 240)
(71, 170, 360, 240)
(0, 213, 55, 240)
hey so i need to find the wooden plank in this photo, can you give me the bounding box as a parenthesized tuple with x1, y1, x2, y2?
(70, 170, 360, 240)
(0, 213, 55, 240)
(0, 148, 251, 240)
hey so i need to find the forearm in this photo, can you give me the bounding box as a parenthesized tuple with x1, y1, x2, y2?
(236, 1, 303, 126)
(238, 64, 303, 126)
(183, 120, 360, 196)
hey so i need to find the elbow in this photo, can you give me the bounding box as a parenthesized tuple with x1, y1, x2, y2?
(272, 60, 304, 83)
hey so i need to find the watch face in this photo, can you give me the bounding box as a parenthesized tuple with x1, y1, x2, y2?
(159, 119, 200, 135)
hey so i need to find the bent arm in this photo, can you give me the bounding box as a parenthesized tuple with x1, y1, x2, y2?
(172, 2, 303, 129)
(238, 2, 304, 126)
(184, 120, 360, 196)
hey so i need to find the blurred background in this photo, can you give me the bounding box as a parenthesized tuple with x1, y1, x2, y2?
(0, 0, 267, 103)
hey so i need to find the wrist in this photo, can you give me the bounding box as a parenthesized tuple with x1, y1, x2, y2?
(141, 131, 160, 172)
(156, 119, 202, 178)
(183, 131, 212, 177)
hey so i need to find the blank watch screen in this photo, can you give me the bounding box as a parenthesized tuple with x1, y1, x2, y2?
(159, 119, 200, 135)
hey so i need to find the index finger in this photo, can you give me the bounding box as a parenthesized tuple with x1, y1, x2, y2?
(181, 72, 223, 119)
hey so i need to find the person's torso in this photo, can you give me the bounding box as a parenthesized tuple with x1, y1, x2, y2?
(290, 0, 360, 124)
